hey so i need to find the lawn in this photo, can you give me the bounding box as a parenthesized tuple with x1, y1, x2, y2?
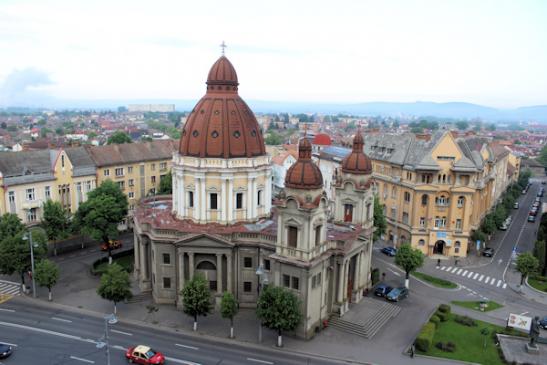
(528, 276, 547, 293)
(418, 313, 507, 365)
(451, 300, 503, 312)
(412, 271, 457, 289)
(93, 255, 134, 275)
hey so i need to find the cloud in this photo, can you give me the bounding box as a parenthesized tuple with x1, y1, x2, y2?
(0, 68, 54, 107)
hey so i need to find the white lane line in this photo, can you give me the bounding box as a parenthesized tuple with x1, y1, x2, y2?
(440, 266, 446, 271)
(462, 270, 468, 276)
(0, 341, 17, 347)
(451, 267, 458, 273)
(175, 343, 199, 350)
(112, 345, 127, 351)
(502, 283, 507, 289)
(456, 269, 463, 275)
(473, 273, 479, 279)
(497, 280, 502, 287)
(478, 275, 484, 282)
(467, 271, 474, 278)
(490, 278, 496, 285)
(164, 356, 201, 365)
(52, 317, 73, 323)
(69, 356, 94, 364)
(0, 308, 15, 312)
(445, 266, 452, 272)
(110, 329, 132, 336)
(0, 321, 94, 343)
(388, 268, 401, 277)
(247, 358, 274, 365)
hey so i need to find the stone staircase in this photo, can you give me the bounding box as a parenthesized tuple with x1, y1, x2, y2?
(328, 299, 401, 338)
(126, 292, 152, 303)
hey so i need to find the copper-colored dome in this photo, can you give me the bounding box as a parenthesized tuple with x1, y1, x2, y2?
(285, 138, 323, 189)
(179, 56, 266, 158)
(342, 131, 372, 175)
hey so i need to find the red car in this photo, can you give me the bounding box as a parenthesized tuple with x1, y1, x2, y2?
(101, 240, 122, 251)
(125, 345, 165, 364)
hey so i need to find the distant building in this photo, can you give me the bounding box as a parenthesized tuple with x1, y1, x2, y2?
(128, 104, 176, 113)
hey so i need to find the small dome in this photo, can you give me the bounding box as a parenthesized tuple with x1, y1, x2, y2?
(207, 56, 238, 87)
(285, 138, 323, 189)
(342, 131, 372, 175)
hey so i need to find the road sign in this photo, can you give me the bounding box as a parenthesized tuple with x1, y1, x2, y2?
(507, 313, 532, 331)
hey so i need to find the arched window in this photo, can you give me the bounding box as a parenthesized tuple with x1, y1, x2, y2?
(418, 239, 425, 246)
(421, 194, 428, 205)
(455, 240, 461, 254)
(435, 195, 449, 206)
(287, 226, 298, 248)
(457, 196, 465, 207)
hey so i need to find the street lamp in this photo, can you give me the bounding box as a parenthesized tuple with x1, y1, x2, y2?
(22, 232, 37, 298)
(96, 313, 117, 365)
(256, 263, 269, 343)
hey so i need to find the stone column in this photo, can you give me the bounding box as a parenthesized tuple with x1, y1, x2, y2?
(337, 261, 344, 303)
(140, 242, 148, 280)
(216, 253, 223, 294)
(179, 173, 185, 217)
(251, 177, 257, 218)
(193, 178, 200, 221)
(265, 170, 272, 213)
(177, 249, 185, 306)
(344, 261, 350, 311)
(227, 253, 233, 292)
(188, 252, 195, 280)
(246, 176, 253, 219)
(200, 177, 207, 222)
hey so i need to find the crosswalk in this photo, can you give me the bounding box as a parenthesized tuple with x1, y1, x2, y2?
(436, 266, 507, 289)
(0, 280, 21, 303)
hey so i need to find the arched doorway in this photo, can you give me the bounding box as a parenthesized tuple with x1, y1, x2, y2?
(433, 240, 445, 255)
(196, 260, 217, 291)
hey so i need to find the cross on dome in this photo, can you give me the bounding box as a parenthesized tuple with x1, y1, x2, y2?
(220, 41, 227, 55)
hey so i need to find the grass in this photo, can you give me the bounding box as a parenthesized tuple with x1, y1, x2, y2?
(93, 255, 134, 275)
(528, 275, 547, 293)
(451, 300, 503, 312)
(412, 271, 458, 289)
(418, 313, 507, 365)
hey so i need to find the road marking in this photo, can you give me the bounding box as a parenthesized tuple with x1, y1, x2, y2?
(247, 358, 274, 365)
(462, 270, 468, 276)
(456, 269, 463, 275)
(467, 271, 474, 278)
(0, 308, 15, 312)
(0, 341, 17, 347)
(0, 321, 94, 343)
(69, 356, 94, 364)
(520, 311, 529, 316)
(388, 268, 401, 277)
(112, 345, 127, 351)
(175, 343, 199, 350)
(478, 275, 484, 282)
(485, 276, 490, 283)
(440, 266, 446, 271)
(110, 329, 132, 336)
(502, 283, 507, 289)
(164, 356, 201, 365)
(473, 273, 479, 279)
(445, 266, 452, 272)
(451, 267, 458, 273)
(52, 317, 73, 323)
(497, 280, 502, 287)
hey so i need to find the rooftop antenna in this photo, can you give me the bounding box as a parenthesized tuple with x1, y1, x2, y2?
(220, 41, 227, 56)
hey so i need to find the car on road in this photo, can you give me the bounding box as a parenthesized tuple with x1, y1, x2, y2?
(100, 239, 122, 251)
(374, 283, 393, 297)
(125, 345, 165, 365)
(0, 343, 13, 359)
(381, 247, 397, 257)
(482, 247, 495, 257)
(386, 287, 408, 302)
(539, 316, 547, 329)
(530, 207, 538, 216)
(513, 202, 519, 209)
(528, 214, 536, 222)
(499, 223, 508, 230)
(535, 197, 542, 203)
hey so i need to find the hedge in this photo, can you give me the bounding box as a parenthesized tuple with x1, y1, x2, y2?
(415, 322, 436, 352)
(91, 248, 134, 276)
(438, 304, 451, 314)
(435, 310, 449, 322)
(429, 315, 441, 329)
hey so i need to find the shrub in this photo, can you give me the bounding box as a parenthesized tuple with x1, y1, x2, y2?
(414, 322, 436, 352)
(454, 315, 477, 327)
(435, 341, 456, 352)
(429, 315, 441, 328)
(435, 310, 449, 322)
(438, 304, 451, 314)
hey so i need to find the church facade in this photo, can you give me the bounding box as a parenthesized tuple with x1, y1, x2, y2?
(132, 55, 375, 339)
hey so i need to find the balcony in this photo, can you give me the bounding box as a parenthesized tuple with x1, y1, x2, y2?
(22, 199, 43, 209)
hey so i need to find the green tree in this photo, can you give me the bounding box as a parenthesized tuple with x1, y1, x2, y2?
(410, 126, 423, 134)
(42, 200, 71, 256)
(481, 214, 496, 235)
(493, 205, 507, 228)
(181, 274, 212, 331)
(533, 240, 546, 276)
(517, 169, 532, 189)
(0, 122, 6, 129)
(0, 213, 25, 237)
(34, 259, 60, 301)
(395, 244, 424, 288)
(537, 145, 547, 168)
(40, 127, 52, 138)
(74, 180, 128, 264)
(455, 121, 469, 130)
(107, 130, 132, 144)
(87, 131, 98, 139)
(265, 132, 284, 145)
(257, 285, 302, 347)
(55, 127, 64, 136)
(373, 196, 387, 241)
(158, 171, 172, 194)
(516, 252, 539, 285)
(97, 263, 132, 314)
(220, 291, 239, 338)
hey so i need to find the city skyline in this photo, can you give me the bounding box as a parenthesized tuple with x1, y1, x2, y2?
(0, 0, 546, 108)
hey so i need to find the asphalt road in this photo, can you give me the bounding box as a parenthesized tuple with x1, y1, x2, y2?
(0, 300, 352, 365)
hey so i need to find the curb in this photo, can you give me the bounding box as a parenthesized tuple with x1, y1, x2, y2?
(525, 277, 547, 298)
(13, 296, 377, 365)
(413, 353, 481, 365)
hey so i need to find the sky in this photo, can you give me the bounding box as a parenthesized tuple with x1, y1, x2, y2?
(0, 0, 546, 108)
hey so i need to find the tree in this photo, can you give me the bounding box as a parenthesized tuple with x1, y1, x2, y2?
(487, 123, 496, 131)
(74, 180, 128, 264)
(537, 145, 547, 168)
(107, 131, 132, 144)
(257, 285, 302, 347)
(42, 200, 71, 255)
(0, 213, 25, 238)
(373, 196, 387, 242)
(158, 171, 172, 195)
(481, 214, 496, 235)
(40, 127, 52, 138)
(265, 132, 284, 145)
(516, 252, 539, 285)
(220, 291, 239, 338)
(181, 274, 212, 331)
(55, 127, 64, 136)
(455, 121, 469, 130)
(34, 259, 60, 301)
(395, 244, 424, 288)
(97, 263, 132, 314)
(533, 240, 546, 276)
(0, 122, 6, 129)
(493, 205, 507, 228)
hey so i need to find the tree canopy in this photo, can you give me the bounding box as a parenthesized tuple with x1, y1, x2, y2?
(395, 243, 425, 285)
(107, 130, 133, 144)
(516, 252, 539, 285)
(158, 171, 172, 195)
(97, 263, 132, 313)
(42, 200, 71, 243)
(256, 285, 302, 344)
(35, 259, 60, 301)
(373, 196, 387, 241)
(181, 274, 212, 330)
(220, 291, 239, 338)
(455, 121, 469, 130)
(265, 132, 284, 145)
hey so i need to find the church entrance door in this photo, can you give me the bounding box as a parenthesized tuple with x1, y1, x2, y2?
(433, 240, 445, 255)
(196, 260, 217, 291)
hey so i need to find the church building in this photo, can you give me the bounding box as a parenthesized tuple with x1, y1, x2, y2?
(132, 54, 375, 339)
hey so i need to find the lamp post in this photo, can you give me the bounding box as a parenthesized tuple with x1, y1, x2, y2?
(256, 264, 269, 343)
(22, 232, 36, 298)
(97, 313, 117, 365)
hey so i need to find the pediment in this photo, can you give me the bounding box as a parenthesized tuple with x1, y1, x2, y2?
(174, 233, 234, 249)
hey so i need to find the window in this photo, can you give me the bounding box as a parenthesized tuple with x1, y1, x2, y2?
(455, 219, 462, 230)
(288, 226, 298, 248)
(86, 181, 92, 192)
(421, 194, 428, 205)
(419, 217, 426, 228)
(129, 204, 135, 210)
(421, 174, 432, 183)
(406, 171, 412, 180)
(163, 277, 171, 289)
(402, 212, 409, 225)
(128, 179, 134, 187)
(418, 239, 425, 246)
(283, 275, 290, 287)
(151, 176, 156, 184)
(45, 186, 51, 199)
(291, 277, 299, 290)
(344, 204, 353, 222)
(61, 154, 65, 168)
(104, 169, 110, 176)
(76, 182, 83, 203)
(455, 241, 461, 254)
(160, 162, 167, 171)
(162, 253, 170, 264)
(8, 191, 15, 213)
(210, 193, 218, 210)
(117, 181, 125, 190)
(435, 216, 447, 228)
(188, 191, 194, 208)
(264, 259, 271, 271)
(315, 225, 322, 246)
(391, 186, 397, 199)
(404, 192, 411, 203)
(457, 196, 465, 207)
(257, 190, 262, 206)
(391, 207, 396, 220)
(244, 257, 253, 268)
(128, 166, 133, 174)
(209, 281, 217, 291)
(26, 188, 35, 201)
(115, 167, 124, 177)
(236, 193, 243, 209)
(128, 192, 135, 199)
(151, 163, 156, 171)
(243, 281, 252, 292)
(27, 208, 37, 222)
(435, 195, 449, 206)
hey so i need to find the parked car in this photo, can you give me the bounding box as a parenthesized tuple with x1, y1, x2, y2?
(528, 215, 536, 222)
(499, 223, 508, 231)
(533, 201, 541, 208)
(542, 181, 546, 185)
(535, 197, 542, 203)
(539, 316, 547, 329)
(125, 345, 165, 365)
(513, 202, 519, 209)
(482, 247, 494, 257)
(386, 287, 409, 302)
(381, 247, 397, 257)
(374, 283, 393, 297)
(100, 239, 122, 251)
(530, 207, 538, 216)
(0, 343, 13, 359)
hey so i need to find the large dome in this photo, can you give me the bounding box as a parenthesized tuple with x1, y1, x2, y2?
(342, 131, 372, 175)
(285, 137, 323, 189)
(178, 56, 266, 158)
